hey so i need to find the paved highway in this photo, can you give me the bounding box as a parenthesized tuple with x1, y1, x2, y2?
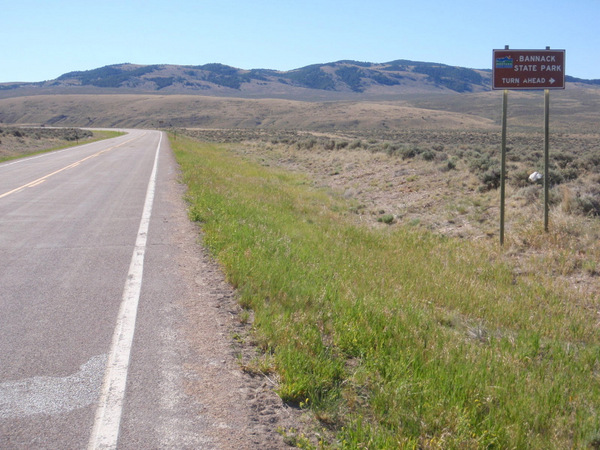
(0, 130, 214, 449)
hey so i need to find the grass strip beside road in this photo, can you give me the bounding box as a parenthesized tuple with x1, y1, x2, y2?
(0, 130, 126, 163)
(173, 135, 600, 449)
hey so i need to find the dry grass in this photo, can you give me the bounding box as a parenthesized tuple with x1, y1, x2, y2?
(0, 94, 495, 130)
(179, 127, 600, 308)
(0, 84, 598, 133)
(0, 126, 105, 161)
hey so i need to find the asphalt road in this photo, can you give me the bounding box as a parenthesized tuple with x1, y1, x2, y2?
(0, 130, 211, 449)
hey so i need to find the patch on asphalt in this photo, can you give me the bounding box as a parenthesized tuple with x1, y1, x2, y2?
(0, 354, 106, 418)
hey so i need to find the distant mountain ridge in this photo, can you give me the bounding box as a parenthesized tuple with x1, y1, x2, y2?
(1, 60, 598, 100)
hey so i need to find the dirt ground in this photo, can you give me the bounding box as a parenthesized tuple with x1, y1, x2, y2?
(167, 165, 315, 449)
(235, 140, 495, 238)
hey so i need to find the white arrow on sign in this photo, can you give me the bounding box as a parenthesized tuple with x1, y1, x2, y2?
(549, 78, 556, 84)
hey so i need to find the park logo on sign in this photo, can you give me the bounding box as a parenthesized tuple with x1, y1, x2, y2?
(495, 56, 513, 69)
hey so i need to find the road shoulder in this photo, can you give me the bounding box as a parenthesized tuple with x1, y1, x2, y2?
(155, 140, 303, 448)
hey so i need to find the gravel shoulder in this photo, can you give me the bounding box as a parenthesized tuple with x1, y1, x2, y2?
(161, 144, 305, 448)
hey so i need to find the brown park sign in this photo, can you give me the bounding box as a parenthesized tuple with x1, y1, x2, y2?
(493, 49, 565, 90)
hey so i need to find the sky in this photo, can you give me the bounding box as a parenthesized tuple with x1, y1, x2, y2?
(1, 0, 599, 83)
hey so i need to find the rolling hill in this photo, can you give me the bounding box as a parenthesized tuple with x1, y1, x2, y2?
(1, 59, 598, 131)
(2, 59, 598, 102)
(0, 60, 497, 100)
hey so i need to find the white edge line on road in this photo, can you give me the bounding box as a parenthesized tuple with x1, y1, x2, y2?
(87, 131, 162, 450)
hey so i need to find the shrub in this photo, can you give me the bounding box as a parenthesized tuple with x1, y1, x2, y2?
(297, 138, 317, 150)
(421, 150, 435, 161)
(548, 169, 565, 186)
(584, 154, 600, 170)
(518, 185, 541, 205)
(349, 140, 363, 149)
(440, 157, 457, 172)
(555, 153, 574, 169)
(511, 170, 531, 188)
(558, 167, 579, 182)
(400, 146, 420, 160)
(377, 214, 395, 224)
(480, 166, 501, 190)
(384, 144, 400, 156)
(63, 128, 93, 141)
(324, 140, 336, 150)
(468, 154, 495, 173)
(577, 196, 600, 216)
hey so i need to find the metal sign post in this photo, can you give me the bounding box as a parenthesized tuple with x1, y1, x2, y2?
(500, 89, 508, 246)
(492, 46, 565, 245)
(544, 89, 550, 231)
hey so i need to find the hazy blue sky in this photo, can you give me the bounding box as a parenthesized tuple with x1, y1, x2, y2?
(2, 0, 599, 82)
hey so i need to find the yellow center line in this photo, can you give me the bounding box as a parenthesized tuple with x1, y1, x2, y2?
(27, 180, 47, 188)
(0, 137, 136, 200)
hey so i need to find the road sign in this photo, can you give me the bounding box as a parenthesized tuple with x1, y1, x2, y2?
(493, 49, 565, 90)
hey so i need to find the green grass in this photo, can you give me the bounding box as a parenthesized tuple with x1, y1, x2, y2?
(0, 129, 126, 163)
(173, 135, 600, 449)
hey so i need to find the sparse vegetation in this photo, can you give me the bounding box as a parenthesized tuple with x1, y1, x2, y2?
(148, 77, 177, 89)
(0, 126, 92, 141)
(179, 127, 599, 203)
(335, 66, 364, 92)
(413, 64, 485, 92)
(283, 65, 336, 91)
(0, 128, 123, 162)
(47, 59, 493, 94)
(57, 64, 161, 88)
(196, 63, 247, 89)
